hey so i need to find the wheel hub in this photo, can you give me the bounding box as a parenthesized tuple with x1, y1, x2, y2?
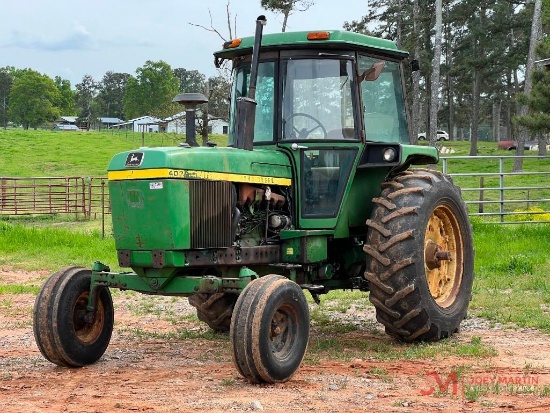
(73, 292, 105, 345)
(425, 240, 452, 270)
(270, 309, 292, 354)
(424, 205, 464, 308)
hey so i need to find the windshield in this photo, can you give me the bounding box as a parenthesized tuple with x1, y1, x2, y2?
(228, 58, 357, 145)
(228, 61, 275, 145)
(282, 58, 356, 140)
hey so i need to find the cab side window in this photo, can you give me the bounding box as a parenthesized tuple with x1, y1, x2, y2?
(358, 55, 409, 143)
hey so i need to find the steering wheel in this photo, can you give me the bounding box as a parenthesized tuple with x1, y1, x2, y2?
(285, 113, 328, 139)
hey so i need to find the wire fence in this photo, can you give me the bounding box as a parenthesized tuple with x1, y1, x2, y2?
(0, 155, 548, 231)
(439, 155, 550, 224)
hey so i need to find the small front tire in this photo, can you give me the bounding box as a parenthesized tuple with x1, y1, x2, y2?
(230, 274, 310, 383)
(33, 266, 114, 367)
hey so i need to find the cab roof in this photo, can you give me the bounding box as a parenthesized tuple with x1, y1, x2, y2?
(214, 30, 408, 61)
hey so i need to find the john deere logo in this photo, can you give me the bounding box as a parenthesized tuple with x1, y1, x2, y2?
(125, 152, 144, 167)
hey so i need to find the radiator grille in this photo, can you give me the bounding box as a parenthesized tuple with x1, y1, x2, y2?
(189, 180, 233, 249)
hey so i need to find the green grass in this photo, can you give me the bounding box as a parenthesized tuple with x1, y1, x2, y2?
(470, 221, 550, 332)
(0, 285, 40, 294)
(0, 221, 117, 271)
(0, 128, 228, 177)
(304, 333, 497, 364)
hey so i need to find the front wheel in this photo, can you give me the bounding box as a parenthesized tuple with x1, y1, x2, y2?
(230, 274, 310, 383)
(364, 169, 474, 341)
(33, 266, 114, 367)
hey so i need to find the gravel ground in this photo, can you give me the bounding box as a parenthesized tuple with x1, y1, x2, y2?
(1, 269, 549, 412)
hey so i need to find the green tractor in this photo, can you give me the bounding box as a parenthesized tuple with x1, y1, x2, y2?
(33, 17, 474, 384)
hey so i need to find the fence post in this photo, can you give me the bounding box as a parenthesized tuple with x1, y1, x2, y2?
(101, 179, 105, 239)
(1, 178, 5, 210)
(499, 157, 505, 223)
(87, 178, 92, 218)
(479, 177, 484, 214)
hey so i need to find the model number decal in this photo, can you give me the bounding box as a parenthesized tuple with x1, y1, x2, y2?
(167, 169, 286, 185)
(168, 170, 187, 178)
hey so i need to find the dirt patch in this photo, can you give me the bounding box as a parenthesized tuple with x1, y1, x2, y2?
(1, 270, 549, 412)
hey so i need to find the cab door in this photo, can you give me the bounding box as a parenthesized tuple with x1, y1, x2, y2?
(276, 54, 362, 229)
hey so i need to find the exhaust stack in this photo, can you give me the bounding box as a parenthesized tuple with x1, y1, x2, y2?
(235, 15, 267, 151)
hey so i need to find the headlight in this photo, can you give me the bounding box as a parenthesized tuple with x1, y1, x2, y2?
(383, 147, 397, 162)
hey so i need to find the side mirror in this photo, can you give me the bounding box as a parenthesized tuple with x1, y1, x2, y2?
(410, 59, 420, 72)
(359, 61, 385, 82)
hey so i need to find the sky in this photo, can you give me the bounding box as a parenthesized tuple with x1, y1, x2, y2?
(0, 0, 372, 87)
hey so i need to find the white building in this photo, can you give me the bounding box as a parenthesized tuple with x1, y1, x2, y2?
(117, 116, 162, 133)
(163, 111, 228, 135)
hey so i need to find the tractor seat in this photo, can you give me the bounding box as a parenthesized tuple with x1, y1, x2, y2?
(326, 128, 356, 140)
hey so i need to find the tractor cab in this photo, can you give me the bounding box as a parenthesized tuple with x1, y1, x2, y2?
(216, 30, 435, 230)
(222, 32, 410, 146)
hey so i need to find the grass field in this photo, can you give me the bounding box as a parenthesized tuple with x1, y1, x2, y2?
(0, 128, 229, 177)
(0, 129, 549, 335)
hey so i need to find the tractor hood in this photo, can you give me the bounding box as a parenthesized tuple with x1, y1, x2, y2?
(107, 146, 293, 187)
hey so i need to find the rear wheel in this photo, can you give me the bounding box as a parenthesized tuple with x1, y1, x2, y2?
(230, 274, 310, 383)
(188, 293, 238, 332)
(364, 169, 474, 341)
(33, 267, 114, 366)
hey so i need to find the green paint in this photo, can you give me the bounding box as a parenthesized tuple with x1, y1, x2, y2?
(215, 30, 407, 59)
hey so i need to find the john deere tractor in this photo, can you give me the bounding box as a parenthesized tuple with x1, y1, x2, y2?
(33, 17, 473, 384)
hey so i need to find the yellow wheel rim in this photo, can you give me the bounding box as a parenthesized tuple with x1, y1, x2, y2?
(424, 204, 464, 308)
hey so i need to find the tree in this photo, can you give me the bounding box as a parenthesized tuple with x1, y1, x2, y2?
(260, 0, 315, 32)
(75, 74, 98, 129)
(196, 75, 231, 144)
(189, 4, 237, 144)
(124, 60, 180, 120)
(8, 70, 61, 129)
(173, 68, 206, 93)
(515, 65, 550, 155)
(54, 76, 76, 116)
(515, 0, 550, 156)
(189, 1, 238, 41)
(514, 0, 543, 171)
(345, 0, 534, 154)
(428, 0, 443, 147)
(0, 67, 14, 129)
(96, 71, 130, 120)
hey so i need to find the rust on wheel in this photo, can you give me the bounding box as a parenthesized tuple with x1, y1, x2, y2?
(269, 308, 295, 356)
(424, 204, 464, 308)
(73, 292, 105, 345)
(33, 267, 113, 366)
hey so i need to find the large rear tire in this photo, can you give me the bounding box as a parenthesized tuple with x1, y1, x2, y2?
(33, 266, 114, 367)
(364, 169, 474, 341)
(188, 292, 238, 332)
(230, 274, 310, 383)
